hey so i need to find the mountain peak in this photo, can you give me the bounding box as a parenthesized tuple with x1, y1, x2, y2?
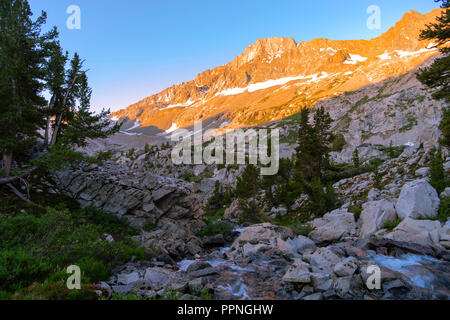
(112, 9, 442, 134)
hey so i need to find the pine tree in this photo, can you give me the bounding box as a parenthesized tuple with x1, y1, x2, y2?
(235, 164, 260, 199)
(352, 148, 360, 168)
(430, 147, 446, 193)
(417, 0, 450, 102)
(0, 0, 56, 175)
(313, 106, 334, 175)
(294, 108, 318, 184)
(439, 107, 450, 147)
(42, 42, 66, 147)
(294, 107, 333, 184)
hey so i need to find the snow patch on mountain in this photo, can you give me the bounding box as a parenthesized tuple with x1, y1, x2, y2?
(216, 72, 332, 97)
(344, 54, 368, 65)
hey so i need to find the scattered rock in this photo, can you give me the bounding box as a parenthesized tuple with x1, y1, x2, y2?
(440, 187, 450, 198)
(414, 167, 430, 177)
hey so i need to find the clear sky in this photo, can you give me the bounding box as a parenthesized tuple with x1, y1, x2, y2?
(29, 0, 440, 113)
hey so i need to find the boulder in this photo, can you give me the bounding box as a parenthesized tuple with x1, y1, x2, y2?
(333, 257, 358, 277)
(117, 271, 140, 285)
(223, 199, 243, 220)
(308, 209, 358, 244)
(186, 261, 212, 274)
(303, 293, 323, 300)
(202, 234, 225, 247)
(440, 187, 450, 198)
(310, 248, 342, 274)
(143, 267, 176, 290)
(282, 260, 312, 284)
(440, 220, 450, 242)
(290, 194, 309, 211)
(286, 235, 317, 255)
(385, 218, 442, 248)
(414, 167, 430, 177)
(310, 273, 334, 292)
(395, 179, 440, 219)
(231, 223, 293, 249)
(270, 206, 288, 218)
(360, 200, 397, 238)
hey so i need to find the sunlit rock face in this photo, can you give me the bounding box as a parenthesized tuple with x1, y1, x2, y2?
(111, 9, 444, 134)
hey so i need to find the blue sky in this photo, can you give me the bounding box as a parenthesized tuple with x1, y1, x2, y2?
(29, 0, 440, 113)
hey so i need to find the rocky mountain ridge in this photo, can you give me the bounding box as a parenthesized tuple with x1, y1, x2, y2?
(111, 9, 444, 135)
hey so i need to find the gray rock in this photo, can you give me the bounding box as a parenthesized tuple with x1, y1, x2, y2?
(333, 276, 352, 297)
(395, 179, 440, 219)
(111, 285, 133, 295)
(360, 200, 397, 238)
(333, 257, 359, 277)
(310, 248, 342, 274)
(143, 267, 176, 290)
(302, 293, 323, 300)
(117, 271, 140, 285)
(188, 278, 204, 295)
(440, 187, 450, 198)
(286, 235, 316, 255)
(202, 234, 225, 247)
(385, 218, 442, 248)
(290, 194, 309, 211)
(311, 273, 334, 292)
(415, 167, 430, 177)
(309, 209, 358, 244)
(188, 267, 218, 278)
(139, 290, 157, 299)
(231, 223, 293, 249)
(282, 260, 311, 284)
(440, 220, 450, 242)
(186, 261, 212, 274)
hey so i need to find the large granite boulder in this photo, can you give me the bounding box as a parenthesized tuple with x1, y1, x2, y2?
(360, 200, 398, 238)
(385, 218, 442, 249)
(395, 179, 440, 219)
(308, 209, 359, 244)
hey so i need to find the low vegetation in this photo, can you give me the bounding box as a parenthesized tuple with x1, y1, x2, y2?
(0, 195, 145, 300)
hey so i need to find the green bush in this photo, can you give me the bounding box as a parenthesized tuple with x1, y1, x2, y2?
(331, 134, 347, 152)
(305, 178, 339, 217)
(437, 197, 450, 223)
(0, 205, 145, 295)
(197, 208, 234, 238)
(383, 219, 402, 232)
(237, 199, 268, 224)
(197, 220, 234, 238)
